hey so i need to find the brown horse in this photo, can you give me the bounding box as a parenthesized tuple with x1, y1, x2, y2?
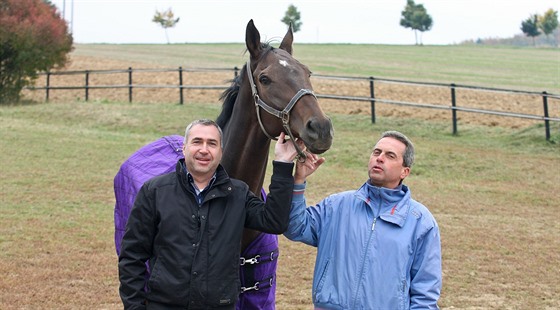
(216, 20, 333, 308)
(217, 19, 333, 251)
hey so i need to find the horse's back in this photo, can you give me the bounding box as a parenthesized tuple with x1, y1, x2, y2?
(114, 135, 184, 255)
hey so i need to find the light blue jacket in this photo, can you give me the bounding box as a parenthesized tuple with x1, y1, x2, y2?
(284, 181, 442, 310)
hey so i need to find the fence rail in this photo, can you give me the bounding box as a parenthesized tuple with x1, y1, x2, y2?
(26, 67, 559, 140)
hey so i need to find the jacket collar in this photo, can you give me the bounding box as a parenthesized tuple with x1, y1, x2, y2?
(176, 159, 232, 198)
(356, 181, 411, 227)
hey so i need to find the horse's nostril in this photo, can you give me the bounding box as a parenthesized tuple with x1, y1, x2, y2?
(306, 119, 319, 140)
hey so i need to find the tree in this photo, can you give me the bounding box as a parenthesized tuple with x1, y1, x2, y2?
(281, 4, 302, 32)
(520, 14, 541, 46)
(538, 9, 559, 45)
(0, 0, 73, 104)
(152, 8, 180, 44)
(400, 0, 433, 45)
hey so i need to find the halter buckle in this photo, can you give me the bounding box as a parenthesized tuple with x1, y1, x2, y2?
(280, 112, 290, 125)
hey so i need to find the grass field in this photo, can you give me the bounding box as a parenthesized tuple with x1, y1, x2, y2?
(2, 43, 560, 309)
(71, 43, 560, 93)
(1, 99, 559, 309)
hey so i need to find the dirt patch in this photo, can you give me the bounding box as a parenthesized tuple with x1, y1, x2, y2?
(22, 55, 558, 129)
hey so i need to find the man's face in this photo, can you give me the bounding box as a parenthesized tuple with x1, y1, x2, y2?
(367, 137, 410, 189)
(182, 124, 223, 179)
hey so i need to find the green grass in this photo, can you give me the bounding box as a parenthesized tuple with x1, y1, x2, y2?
(3, 42, 560, 308)
(1, 100, 559, 308)
(73, 43, 560, 93)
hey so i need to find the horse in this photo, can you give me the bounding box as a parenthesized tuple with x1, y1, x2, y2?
(217, 19, 334, 308)
(114, 19, 333, 309)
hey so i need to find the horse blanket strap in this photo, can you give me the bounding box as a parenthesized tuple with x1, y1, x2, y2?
(237, 231, 278, 309)
(240, 275, 274, 293)
(240, 249, 278, 266)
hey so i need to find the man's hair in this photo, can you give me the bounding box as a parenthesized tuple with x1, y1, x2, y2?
(184, 119, 224, 148)
(380, 131, 414, 168)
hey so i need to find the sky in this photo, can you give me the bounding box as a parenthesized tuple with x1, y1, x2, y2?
(51, 0, 559, 45)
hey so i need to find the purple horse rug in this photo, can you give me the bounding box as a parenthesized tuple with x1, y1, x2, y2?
(114, 135, 278, 309)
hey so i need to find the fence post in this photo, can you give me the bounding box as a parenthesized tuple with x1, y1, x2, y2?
(128, 67, 133, 103)
(542, 91, 550, 141)
(234, 66, 239, 78)
(179, 66, 184, 105)
(450, 83, 458, 135)
(369, 76, 375, 124)
(45, 72, 51, 102)
(85, 70, 90, 102)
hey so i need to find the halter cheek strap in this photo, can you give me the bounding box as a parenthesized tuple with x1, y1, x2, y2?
(246, 59, 314, 161)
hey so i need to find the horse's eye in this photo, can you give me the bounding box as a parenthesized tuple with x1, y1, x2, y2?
(259, 75, 271, 85)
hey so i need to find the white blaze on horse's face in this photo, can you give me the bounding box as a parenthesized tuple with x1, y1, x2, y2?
(278, 59, 288, 67)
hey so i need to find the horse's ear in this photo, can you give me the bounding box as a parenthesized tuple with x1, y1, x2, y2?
(246, 19, 262, 60)
(279, 23, 293, 55)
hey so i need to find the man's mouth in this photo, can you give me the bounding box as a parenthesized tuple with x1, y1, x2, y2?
(196, 156, 211, 164)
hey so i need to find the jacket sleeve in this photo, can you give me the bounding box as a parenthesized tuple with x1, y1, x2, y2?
(118, 184, 155, 310)
(244, 160, 294, 234)
(410, 219, 442, 309)
(283, 182, 324, 247)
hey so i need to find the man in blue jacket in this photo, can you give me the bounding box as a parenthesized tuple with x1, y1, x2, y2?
(284, 130, 442, 309)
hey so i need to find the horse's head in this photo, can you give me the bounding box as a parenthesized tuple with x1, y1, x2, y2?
(245, 19, 333, 155)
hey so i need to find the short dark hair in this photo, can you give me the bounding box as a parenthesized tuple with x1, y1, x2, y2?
(380, 131, 414, 167)
(184, 119, 223, 148)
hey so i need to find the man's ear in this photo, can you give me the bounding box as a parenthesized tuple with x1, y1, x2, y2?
(400, 166, 411, 180)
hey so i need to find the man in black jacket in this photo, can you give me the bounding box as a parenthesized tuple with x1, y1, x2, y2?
(119, 119, 299, 309)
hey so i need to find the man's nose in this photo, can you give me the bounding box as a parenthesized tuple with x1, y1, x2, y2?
(199, 143, 209, 152)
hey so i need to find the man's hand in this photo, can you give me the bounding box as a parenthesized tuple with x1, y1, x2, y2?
(294, 152, 325, 184)
(274, 132, 304, 163)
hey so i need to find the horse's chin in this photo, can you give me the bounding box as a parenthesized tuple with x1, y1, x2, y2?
(308, 147, 328, 155)
(305, 143, 331, 155)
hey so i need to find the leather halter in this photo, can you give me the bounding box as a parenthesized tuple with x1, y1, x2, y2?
(246, 59, 314, 161)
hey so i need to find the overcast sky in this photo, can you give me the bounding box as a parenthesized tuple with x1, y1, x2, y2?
(51, 0, 559, 45)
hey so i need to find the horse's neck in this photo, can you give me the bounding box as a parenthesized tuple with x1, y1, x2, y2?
(221, 90, 271, 195)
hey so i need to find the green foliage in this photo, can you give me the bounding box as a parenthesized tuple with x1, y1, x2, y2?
(400, 0, 433, 45)
(521, 14, 541, 46)
(152, 8, 180, 29)
(281, 4, 302, 33)
(0, 0, 73, 104)
(539, 9, 559, 45)
(520, 9, 558, 47)
(152, 8, 180, 44)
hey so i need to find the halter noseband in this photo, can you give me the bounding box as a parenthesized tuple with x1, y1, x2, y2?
(246, 59, 314, 162)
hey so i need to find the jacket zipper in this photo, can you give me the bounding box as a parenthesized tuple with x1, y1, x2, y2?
(351, 198, 379, 308)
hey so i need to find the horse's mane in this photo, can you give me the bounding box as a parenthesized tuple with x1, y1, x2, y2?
(216, 67, 242, 129)
(216, 43, 274, 129)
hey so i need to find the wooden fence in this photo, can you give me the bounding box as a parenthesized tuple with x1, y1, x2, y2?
(25, 67, 560, 140)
